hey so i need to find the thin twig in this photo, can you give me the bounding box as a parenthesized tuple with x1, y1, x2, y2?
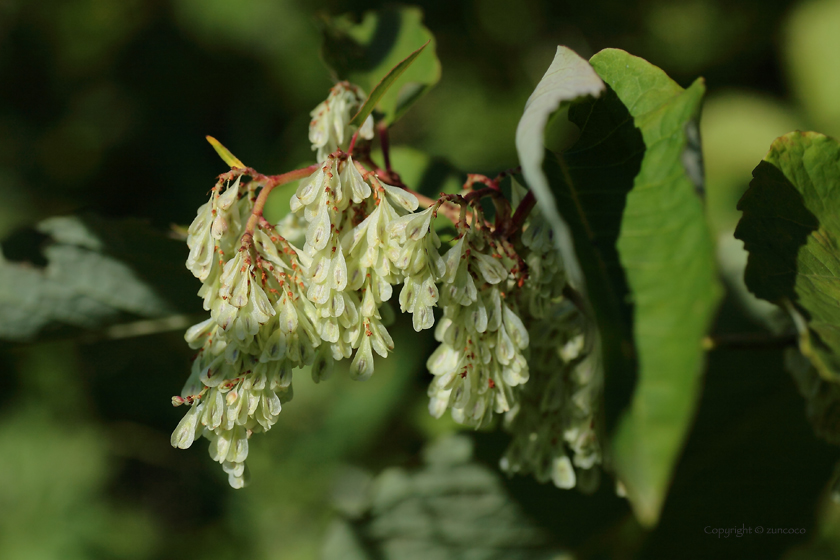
(347, 129, 360, 156)
(702, 332, 797, 351)
(242, 163, 320, 241)
(493, 166, 521, 184)
(507, 190, 536, 235)
(463, 173, 500, 191)
(410, 189, 462, 225)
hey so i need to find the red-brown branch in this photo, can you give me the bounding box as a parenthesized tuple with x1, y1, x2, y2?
(241, 163, 320, 242)
(507, 190, 536, 236)
(463, 173, 499, 192)
(493, 166, 521, 184)
(347, 130, 360, 156)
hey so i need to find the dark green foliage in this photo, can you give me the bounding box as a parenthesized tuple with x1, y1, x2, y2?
(322, 436, 567, 560)
(0, 215, 200, 342)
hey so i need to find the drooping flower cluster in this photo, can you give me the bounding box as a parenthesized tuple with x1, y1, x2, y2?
(426, 227, 531, 428)
(499, 303, 603, 490)
(497, 184, 603, 489)
(174, 170, 322, 487)
(287, 152, 439, 380)
(172, 82, 444, 486)
(173, 82, 602, 492)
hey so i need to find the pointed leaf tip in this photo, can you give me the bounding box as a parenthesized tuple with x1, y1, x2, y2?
(206, 136, 245, 169)
(349, 40, 430, 128)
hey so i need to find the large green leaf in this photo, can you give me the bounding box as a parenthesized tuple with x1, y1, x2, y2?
(0, 215, 199, 342)
(785, 0, 840, 139)
(319, 6, 441, 125)
(594, 50, 722, 526)
(736, 131, 840, 381)
(525, 48, 722, 525)
(594, 51, 721, 527)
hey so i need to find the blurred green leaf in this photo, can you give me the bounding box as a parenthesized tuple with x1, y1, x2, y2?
(322, 435, 570, 560)
(515, 45, 605, 291)
(0, 407, 159, 560)
(785, 0, 840, 139)
(538, 48, 721, 525)
(320, 6, 441, 125)
(0, 215, 199, 342)
(701, 92, 802, 235)
(736, 131, 840, 381)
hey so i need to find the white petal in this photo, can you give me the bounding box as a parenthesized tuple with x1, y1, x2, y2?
(382, 183, 419, 211)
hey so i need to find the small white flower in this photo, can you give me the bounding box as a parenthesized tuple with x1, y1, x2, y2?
(171, 403, 205, 449)
(308, 83, 371, 161)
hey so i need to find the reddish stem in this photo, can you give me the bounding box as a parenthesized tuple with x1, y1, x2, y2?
(409, 189, 463, 226)
(358, 154, 407, 189)
(463, 187, 512, 233)
(242, 163, 320, 242)
(493, 166, 521, 184)
(347, 130, 360, 156)
(463, 173, 499, 192)
(507, 190, 536, 236)
(463, 187, 506, 204)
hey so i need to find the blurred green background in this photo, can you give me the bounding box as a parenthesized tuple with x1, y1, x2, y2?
(3, 0, 840, 558)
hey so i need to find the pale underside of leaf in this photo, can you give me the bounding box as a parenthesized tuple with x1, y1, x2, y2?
(515, 45, 605, 292)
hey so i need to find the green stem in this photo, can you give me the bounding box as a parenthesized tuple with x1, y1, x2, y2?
(378, 122, 391, 172)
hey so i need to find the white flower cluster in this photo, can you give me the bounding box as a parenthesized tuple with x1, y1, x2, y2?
(174, 172, 322, 487)
(172, 83, 445, 487)
(309, 82, 375, 162)
(288, 153, 439, 381)
(173, 83, 603, 491)
(426, 229, 531, 428)
(497, 193, 603, 490)
(499, 305, 602, 490)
